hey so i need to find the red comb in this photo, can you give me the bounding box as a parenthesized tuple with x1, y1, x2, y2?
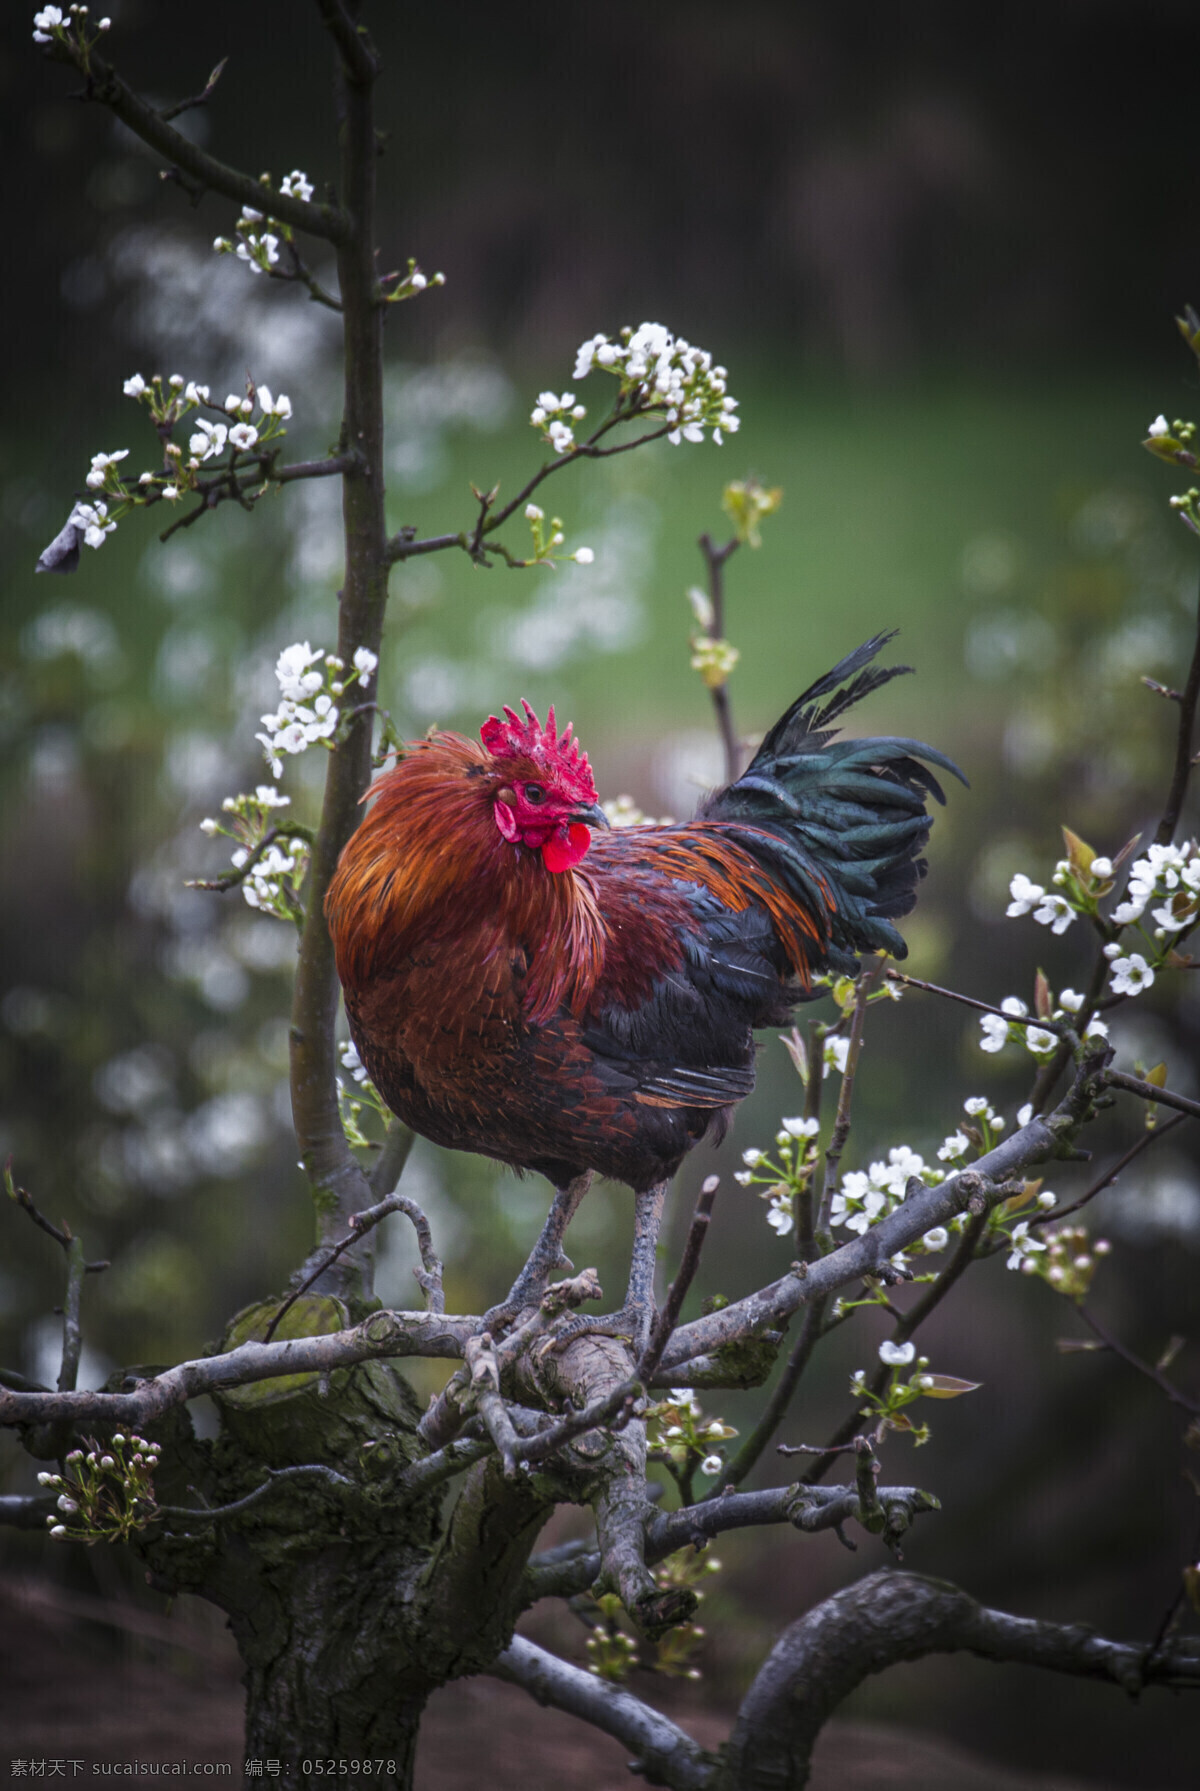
(480, 700, 597, 801)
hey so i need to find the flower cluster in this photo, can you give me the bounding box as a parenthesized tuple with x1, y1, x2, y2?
(647, 1389, 737, 1480)
(528, 391, 587, 456)
(684, 584, 740, 691)
(978, 987, 1107, 1058)
(256, 641, 377, 778)
(336, 1041, 391, 1148)
(1144, 410, 1200, 536)
(383, 258, 447, 305)
(937, 1095, 1005, 1164)
(848, 1346, 981, 1447)
(32, 5, 110, 51)
(831, 1146, 945, 1249)
(584, 1595, 639, 1682)
(649, 1547, 720, 1680)
(1110, 841, 1200, 940)
(1025, 1223, 1111, 1300)
(196, 785, 311, 921)
(71, 375, 293, 551)
(734, 1116, 821, 1236)
(988, 1176, 1058, 1271)
(1005, 836, 1200, 1000)
(39, 1433, 161, 1544)
(522, 503, 593, 566)
(572, 322, 740, 445)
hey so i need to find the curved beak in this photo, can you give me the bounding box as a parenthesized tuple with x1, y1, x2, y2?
(570, 801, 610, 831)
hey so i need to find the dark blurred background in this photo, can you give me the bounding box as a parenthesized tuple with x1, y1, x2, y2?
(3, 2, 1200, 1784)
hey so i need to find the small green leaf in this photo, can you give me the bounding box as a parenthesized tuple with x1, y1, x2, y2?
(1061, 826, 1095, 874)
(918, 1374, 983, 1399)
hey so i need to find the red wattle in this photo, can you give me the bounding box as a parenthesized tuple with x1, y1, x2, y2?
(541, 823, 591, 874)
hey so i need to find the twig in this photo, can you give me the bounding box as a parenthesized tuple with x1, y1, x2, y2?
(1155, 568, 1200, 847)
(1077, 1305, 1200, 1415)
(6, 1164, 109, 1271)
(1029, 1113, 1187, 1229)
(638, 1176, 719, 1383)
(518, 1377, 643, 1469)
(157, 453, 356, 544)
(724, 1295, 828, 1486)
(313, 0, 381, 85)
(697, 532, 742, 781)
(801, 1210, 988, 1484)
(44, 37, 348, 242)
(186, 823, 314, 894)
(264, 1189, 444, 1342)
(157, 56, 227, 122)
(816, 959, 885, 1244)
(885, 968, 1072, 1035)
(1106, 1069, 1200, 1121)
(155, 1463, 354, 1525)
(463, 1334, 522, 1477)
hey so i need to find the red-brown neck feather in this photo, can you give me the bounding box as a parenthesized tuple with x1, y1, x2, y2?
(325, 734, 605, 1024)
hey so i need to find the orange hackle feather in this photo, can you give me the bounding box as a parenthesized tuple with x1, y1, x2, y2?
(326, 733, 605, 1027)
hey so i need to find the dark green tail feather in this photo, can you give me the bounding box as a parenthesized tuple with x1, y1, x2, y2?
(699, 636, 966, 969)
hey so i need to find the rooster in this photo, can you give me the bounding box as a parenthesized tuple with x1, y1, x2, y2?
(326, 635, 961, 1345)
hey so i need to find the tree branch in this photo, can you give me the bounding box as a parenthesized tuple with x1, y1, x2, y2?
(1154, 566, 1200, 846)
(697, 533, 741, 782)
(1106, 1069, 1200, 1121)
(0, 1309, 471, 1430)
(721, 1569, 1200, 1790)
(638, 1176, 720, 1385)
(45, 39, 348, 242)
(491, 1636, 715, 1791)
(659, 1057, 1102, 1373)
(1077, 1304, 1200, 1414)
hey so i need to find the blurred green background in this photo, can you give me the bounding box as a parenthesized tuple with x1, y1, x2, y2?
(3, 2, 1200, 1783)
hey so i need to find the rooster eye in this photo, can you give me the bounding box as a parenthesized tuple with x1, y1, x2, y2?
(523, 784, 546, 805)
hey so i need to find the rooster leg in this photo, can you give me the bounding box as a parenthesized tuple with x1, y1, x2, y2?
(551, 1180, 668, 1358)
(482, 1171, 594, 1335)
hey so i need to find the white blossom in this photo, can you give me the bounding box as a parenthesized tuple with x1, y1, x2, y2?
(1006, 873, 1044, 917)
(73, 499, 116, 549)
(340, 1040, 369, 1084)
(1016, 1103, 1034, 1126)
(878, 1340, 915, 1366)
(1090, 856, 1113, 877)
(280, 169, 314, 202)
(781, 1116, 819, 1139)
(1025, 1025, 1058, 1054)
(574, 546, 595, 564)
(700, 1454, 723, 1476)
(123, 372, 147, 397)
(228, 422, 259, 453)
(1110, 898, 1147, 925)
(547, 420, 574, 454)
(85, 448, 129, 489)
(922, 1227, 949, 1252)
(1109, 952, 1154, 996)
(33, 4, 64, 39)
(1033, 892, 1075, 934)
(766, 1200, 793, 1236)
(937, 1130, 969, 1162)
(1006, 1220, 1046, 1271)
(1037, 1191, 1057, 1209)
(823, 1035, 851, 1077)
(188, 419, 228, 462)
(352, 646, 378, 685)
(1148, 415, 1170, 438)
(742, 1148, 764, 1167)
